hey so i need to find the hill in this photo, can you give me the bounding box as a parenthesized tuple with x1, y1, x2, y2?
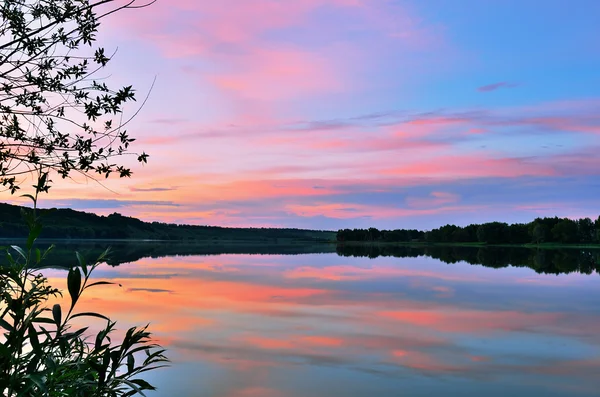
(0, 203, 335, 242)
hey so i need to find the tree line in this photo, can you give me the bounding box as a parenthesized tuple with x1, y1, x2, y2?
(336, 216, 600, 245)
(0, 203, 335, 242)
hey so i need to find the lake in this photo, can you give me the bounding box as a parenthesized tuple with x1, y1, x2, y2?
(41, 243, 600, 396)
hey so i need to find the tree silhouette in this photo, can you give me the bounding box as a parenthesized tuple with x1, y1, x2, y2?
(337, 216, 600, 246)
(0, 0, 154, 194)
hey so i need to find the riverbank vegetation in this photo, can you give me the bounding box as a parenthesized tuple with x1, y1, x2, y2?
(337, 216, 600, 246)
(1, 208, 168, 396)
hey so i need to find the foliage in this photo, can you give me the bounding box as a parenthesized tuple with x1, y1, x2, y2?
(1, 1, 169, 394)
(0, 205, 168, 396)
(0, 202, 336, 241)
(337, 216, 600, 245)
(0, 0, 153, 194)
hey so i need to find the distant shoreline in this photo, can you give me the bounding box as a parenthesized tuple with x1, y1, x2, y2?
(337, 241, 600, 250)
(0, 237, 337, 244)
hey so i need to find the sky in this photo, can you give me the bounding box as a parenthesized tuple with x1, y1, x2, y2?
(4, 0, 600, 230)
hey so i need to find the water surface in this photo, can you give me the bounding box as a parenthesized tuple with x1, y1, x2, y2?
(44, 246, 600, 396)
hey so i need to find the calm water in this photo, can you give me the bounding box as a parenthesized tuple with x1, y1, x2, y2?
(43, 246, 600, 396)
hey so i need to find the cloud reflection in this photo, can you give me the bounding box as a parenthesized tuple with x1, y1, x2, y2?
(44, 251, 600, 396)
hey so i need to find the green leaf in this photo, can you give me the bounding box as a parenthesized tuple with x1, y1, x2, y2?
(27, 373, 47, 394)
(76, 251, 87, 276)
(26, 223, 43, 250)
(45, 356, 57, 372)
(10, 245, 27, 260)
(20, 208, 35, 229)
(68, 267, 82, 308)
(97, 248, 112, 263)
(52, 304, 62, 327)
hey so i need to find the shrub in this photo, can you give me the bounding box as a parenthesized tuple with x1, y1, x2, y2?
(0, 206, 168, 396)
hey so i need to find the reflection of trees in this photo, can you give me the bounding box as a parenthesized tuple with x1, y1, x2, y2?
(6, 240, 598, 275)
(336, 244, 600, 275)
(0, 241, 336, 269)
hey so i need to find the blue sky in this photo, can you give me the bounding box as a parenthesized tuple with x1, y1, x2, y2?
(5, 0, 600, 229)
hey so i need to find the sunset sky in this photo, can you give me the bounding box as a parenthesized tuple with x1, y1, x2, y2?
(5, 0, 600, 229)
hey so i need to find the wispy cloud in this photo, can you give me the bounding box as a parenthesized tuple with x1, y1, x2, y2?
(477, 82, 519, 92)
(130, 186, 179, 192)
(3, 1, 598, 230)
(40, 199, 181, 210)
(128, 288, 174, 294)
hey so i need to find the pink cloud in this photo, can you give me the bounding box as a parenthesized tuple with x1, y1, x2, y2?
(284, 202, 484, 219)
(406, 191, 460, 209)
(102, 0, 443, 106)
(207, 48, 342, 101)
(382, 155, 556, 179)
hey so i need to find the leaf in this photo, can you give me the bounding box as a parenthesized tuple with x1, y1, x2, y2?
(40, 244, 55, 262)
(27, 374, 48, 394)
(76, 251, 87, 276)
(5, 251, 14, 266)
(71, 312, 110, 322)
(38, 173, 47, 190)
(120, 379, 145, 396)
(20, 194, 36, 204)
(0, 343, 10, 357)
(26, 223, 43, 250)
(39, 326, 53, 341)
(67, 267, 82, 308)
(52, 304, 62, 327)
(20, 208, 35, 229)
(62, 327, 89, 340)
(127, 353, 135, 373)
(85, 281, 116, 289)
(96, 248, 112, 263)
(135, 365, 170, 375)
(10, 245, 27, 261)
(45, 356, 57, 372)
(130, 378, 155, 390)
(32, 317, 55, 324)
(28, 323, 40, 352)
(0, 317, 14, 332)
